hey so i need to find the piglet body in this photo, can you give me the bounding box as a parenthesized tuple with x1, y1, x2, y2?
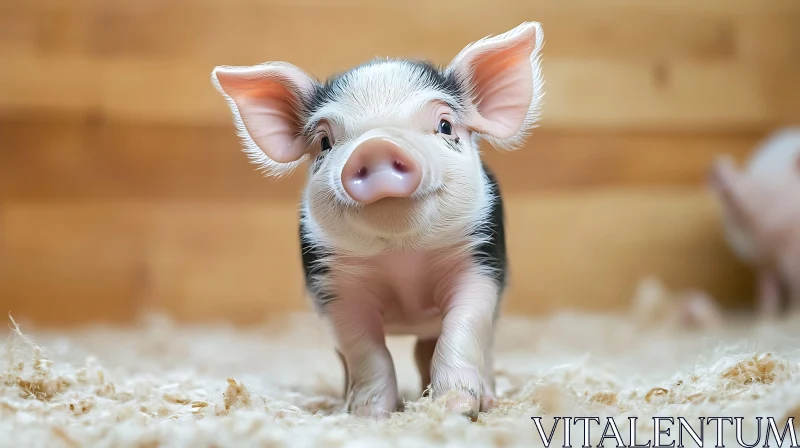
(211, 23, 545, 418)
(710, 128, 800, 317)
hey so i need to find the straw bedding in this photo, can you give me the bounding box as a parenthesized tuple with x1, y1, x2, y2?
(2, 279, 799, 448)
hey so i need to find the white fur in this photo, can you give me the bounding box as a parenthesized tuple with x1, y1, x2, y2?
(209, 23, 545, 177)
(714, 129, 800, 264)
(747, 127, 800, 176)
(295, 58, 497, 260)
(710, 128, 800, 317)
(429, 270, 499, 413)
(211, 23, 543, 418)
(303, 61, 464, 138)
(295, 57, 504, 415)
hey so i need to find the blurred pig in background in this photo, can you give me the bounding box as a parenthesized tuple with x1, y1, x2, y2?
(709, 128, 800, 318)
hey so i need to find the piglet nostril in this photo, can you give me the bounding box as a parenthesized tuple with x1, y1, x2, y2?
(341, 137, 422, 204)
(393, 160, 408, 173)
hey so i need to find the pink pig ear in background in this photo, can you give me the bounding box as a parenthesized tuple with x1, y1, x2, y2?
(211, 63, 317, 177)
(445, 22, 545, 150)
(708, 155, 740, 194)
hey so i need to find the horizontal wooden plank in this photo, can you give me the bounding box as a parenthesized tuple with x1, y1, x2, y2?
(1, 58, 796, 132)
(0, 4, 741, 62)
(0, 119, 768, 200)
(494, 130, 765, 191)
(0, 120, 303, 201)
(145, 203, 307, 322)
(541, 60, 771, 130)
(11, 0, 800, 15)
(503, 190, 755, 315)
(0, 203, 145, 325)
(735, 12, 800, 125)
(0, 190, 756, 326)
(0, 201, 307, 326)
(0, 55, 96, 111)
(0, 0, 798, 130)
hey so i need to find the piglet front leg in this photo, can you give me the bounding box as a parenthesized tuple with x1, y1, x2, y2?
(758, 268, 782, 318)
(430, 271, 499, 418)
(782, 243, 800, 315)
(326, 302, 400, 418)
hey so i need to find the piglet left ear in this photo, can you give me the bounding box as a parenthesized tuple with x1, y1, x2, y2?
(446, 22, 545, 150)
(211, 62, 317, 177)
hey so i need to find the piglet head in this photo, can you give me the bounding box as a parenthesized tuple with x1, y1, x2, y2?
(709, 152, 800, 263)
(709, 155, 765, 262)
(211, 22, 544, 254)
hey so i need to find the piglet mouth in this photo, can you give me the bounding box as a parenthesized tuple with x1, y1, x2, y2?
(342, 183, 440, 236)
(346, 185, 438, 209)
(348, 198, 426, 236)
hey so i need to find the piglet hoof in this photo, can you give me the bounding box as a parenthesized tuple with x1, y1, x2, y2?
(432, 369, 486, 419)
(349, 403, 393, 419)
(443, 389, 481, 419)
(346, 388, 398, 419)
(481, 389, 498, 411)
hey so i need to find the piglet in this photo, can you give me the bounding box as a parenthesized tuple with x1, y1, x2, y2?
(210, 23, 545, 418)
(709, 128, 800, 318)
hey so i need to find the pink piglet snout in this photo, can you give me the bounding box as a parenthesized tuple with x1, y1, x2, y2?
(341, 137, 423, 204)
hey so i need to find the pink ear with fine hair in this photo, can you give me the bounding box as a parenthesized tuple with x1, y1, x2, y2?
(446, 22, 545, 150)
(211, 63, 317, 176)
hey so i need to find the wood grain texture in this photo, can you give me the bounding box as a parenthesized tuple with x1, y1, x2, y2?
(0, 191, 755, 326)
(0, 0, 798, 130)
(0, 203, 146, 325)
(502, 191, 755, 315)
(0, 120, 768, 201)
(1, 0, 795, 326)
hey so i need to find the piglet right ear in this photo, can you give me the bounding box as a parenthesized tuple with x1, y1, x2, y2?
(446, 22, 545, 151)
(211, 63, 317, 176)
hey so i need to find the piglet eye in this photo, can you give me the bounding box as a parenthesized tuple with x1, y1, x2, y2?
(320, 136, 332, 151)
(438, 119, 453, 135)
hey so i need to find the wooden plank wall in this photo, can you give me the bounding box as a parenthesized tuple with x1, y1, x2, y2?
(1, 0, 799, 326)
